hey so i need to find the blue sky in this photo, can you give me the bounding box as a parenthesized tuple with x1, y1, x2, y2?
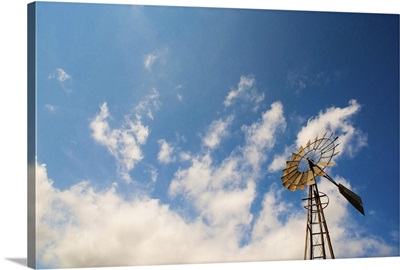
(34, 2, 399, 268)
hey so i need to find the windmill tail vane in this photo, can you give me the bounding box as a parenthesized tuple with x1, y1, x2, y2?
(338, 183, 365, 215)
(280, 132, 365, 260)
(309, 158, 365, 216)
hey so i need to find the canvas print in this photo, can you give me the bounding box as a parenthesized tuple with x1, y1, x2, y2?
(28, 2, 399, 269)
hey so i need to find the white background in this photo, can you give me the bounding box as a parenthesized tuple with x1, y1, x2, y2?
(0, 1, 399, 269)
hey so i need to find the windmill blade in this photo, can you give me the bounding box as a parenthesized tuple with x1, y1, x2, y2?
(282, 165, 298, 177)
(286, 160, 299, 169)
(291, 152, 302, 161)
(318, 133, 334, 152)
(283, 171, 300, 189)
(321, 151, 339, 159)
(306, 140, 311, 152)
(319, 137, 338, 154)
(317, 161, 334, 167)
(315, 133, 325, 149)
(288, 173, 301, 191)
(306, 170, 315, 185)
(313, 135, 318, 144)
(312, 165, 326, 177)
(321, 143, 339, 155)
(298, 146, 305, 156)
(311, 135, 319, 151)
(338, 183, 365, 215)
(296, 173, 308, 190)
(282, 170, 300, 185)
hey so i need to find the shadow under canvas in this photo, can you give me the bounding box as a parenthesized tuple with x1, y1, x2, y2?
(6, 258, 27, 267)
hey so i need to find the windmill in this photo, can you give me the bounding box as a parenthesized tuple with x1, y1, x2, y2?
(281, 132, 364, 260)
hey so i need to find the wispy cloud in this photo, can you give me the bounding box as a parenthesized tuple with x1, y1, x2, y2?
(179, 151, 192, 162)
(224, 75, 254, 107)
(287, 67, 344, 95)
(143, 47, 169, 72)
(223, 75, 264, 108)
(135, 88, 161, 120)
(145, 164, 158, 182)
(89, 88, 160, 183)
(203, 115, 234, 150)
(289, 71, 320, 90)
(296, 99, 367, 158)
(48, 68, 73, 92)
(45, 104, 57, 113)
(89, 102, 149, 183)
(48, 68, 71, 82)
(241, 101, 286, 171)
(157, 139, 175, 164)
(267, 146, 291, 172)
(144, 53, 158, 71)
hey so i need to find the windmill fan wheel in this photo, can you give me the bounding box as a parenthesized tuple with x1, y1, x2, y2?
(281, 133, 339, 192)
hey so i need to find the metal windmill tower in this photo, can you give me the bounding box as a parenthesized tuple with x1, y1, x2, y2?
(281, 132, 364, 260)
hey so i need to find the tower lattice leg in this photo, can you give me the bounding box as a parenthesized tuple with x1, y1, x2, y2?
(303, 183, 335, 260)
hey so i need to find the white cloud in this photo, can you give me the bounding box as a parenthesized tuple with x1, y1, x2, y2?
(135, 88, 161, 120)
(224, 75, 264, 107)
(246, 185, 305, 260)
(203, 115, 234, 149)
(169, 102, 287, 250)
(268, 146, 291, 172)
(157, 139, 175, 164)
(56, 68, 71, 82)
(45, 104, 57, 112)
(144, 53, 158, 71)
(144, 165, 158, 183)
(149, 167, 158, 182)
(144, 47, 169, 71)
(36, 162, 200, 267)
(48, 68, 71, 82)
(37, 160, 396, 268)
(36, 73, 390, 269)
(37, 94, 396, 268)
(89, 102, 149, 183)
(169, 151, 256, 242)
(296, 99, 367, 158)
(35, 161, 256, 268)
(287, 67, 340, 95)
(48, 68, 73, 92)
(89, 89, 160, 183)
(175, 132, 187, 143)
(242, 101, 286, 171)
(179, 151, 192, 161)
(177, 93, 183, 101)
(170, 101, 286, 198)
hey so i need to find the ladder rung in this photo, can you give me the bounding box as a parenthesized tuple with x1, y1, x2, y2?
(311, 209, 323, 212)
(311, 232, 326, 235)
